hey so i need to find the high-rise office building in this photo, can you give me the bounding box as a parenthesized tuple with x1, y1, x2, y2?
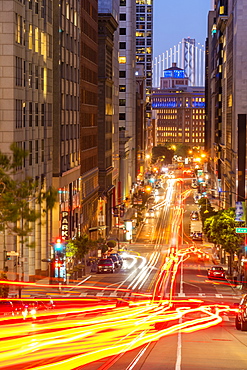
(152, 64, 205, 147)
(80, 0, 99, 237)
(52, 0, 81, 248)
(0, 0, 54, 279)
(98, 0, 119, 237)
(118, 0, 137, 200)
(206, 0, 247, 206)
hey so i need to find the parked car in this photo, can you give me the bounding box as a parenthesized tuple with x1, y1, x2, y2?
(207, 266, 225, 280)
(190, 211, 199, 221)
(235, 294, 247, 331)
(192, 232, 203, 241)
(97, 258, 115, 273)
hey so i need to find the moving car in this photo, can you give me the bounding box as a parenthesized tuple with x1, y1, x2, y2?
(197, 252, 210, 262)
(207, 266, 225, 280)
(97, 258, 115, 273)
(235, 294, 247, 331)
(0, 301, 14, 316)
(146, 208, 155, 217)
(190, 211, 199, 221)
(109, 253, 123, 267)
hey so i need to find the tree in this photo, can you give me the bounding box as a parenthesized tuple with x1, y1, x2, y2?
(0, 144, 57, 249)
(151, 146, 174, 164)
(198, 197, 216, 226)
(0, 272, 9, 298)
(66, 234, 98, 270)
(204, 208, 244, 274)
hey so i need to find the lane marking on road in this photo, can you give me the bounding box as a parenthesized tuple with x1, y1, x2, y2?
(175, 317, 182, 370)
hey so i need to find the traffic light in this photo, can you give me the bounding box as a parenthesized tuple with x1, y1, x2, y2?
(55, 238, 62, 250)
(54, 260, 63, 269)
(54, 238, 65, 258)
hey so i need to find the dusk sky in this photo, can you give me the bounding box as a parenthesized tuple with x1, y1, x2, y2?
(153, 0, 213, 58)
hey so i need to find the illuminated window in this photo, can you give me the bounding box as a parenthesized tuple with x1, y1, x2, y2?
(220, 6, 224, 14)
(66, 3, 70, 19)
(119, 56, 126, 64)
(15, 14, 22, 44)
(29, 25, 33, 50)
(35, 27, 39, 53)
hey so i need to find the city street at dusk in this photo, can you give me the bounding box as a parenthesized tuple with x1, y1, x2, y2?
(1, 1, 247, 369)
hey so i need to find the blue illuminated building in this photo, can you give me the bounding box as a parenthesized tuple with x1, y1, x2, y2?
(151, 63, 205, 147)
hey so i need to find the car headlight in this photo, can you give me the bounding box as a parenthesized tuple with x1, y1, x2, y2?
(30, 308, 37, 316)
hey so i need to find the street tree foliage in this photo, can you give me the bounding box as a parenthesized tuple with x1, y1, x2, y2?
(0, 272, 9, 298)
(0, 144, 57, 247)
(151, 146, 174, 164)
(198, 197, 216, 225)
(171, 143, 191, 158)
(203, 207, 244, 272)
(66, 234, 98, 269)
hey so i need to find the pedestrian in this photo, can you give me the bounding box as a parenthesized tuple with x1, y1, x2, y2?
(233, 269, 238, 287)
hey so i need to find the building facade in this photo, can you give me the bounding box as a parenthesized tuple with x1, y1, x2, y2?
(80, 0, 99, 238)
(98, 0, 119, 238)
(118, 0, 137, 200)
(152, 64, 205, 147)
(52, 0, 81, 247)
(206, 0, 247, 206)
(0, 0, 55, 279)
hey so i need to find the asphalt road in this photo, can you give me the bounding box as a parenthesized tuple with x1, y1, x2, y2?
(5, 178, 247, 370)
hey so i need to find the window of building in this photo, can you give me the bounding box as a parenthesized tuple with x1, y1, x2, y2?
(28, 63, 32, 88)
(35, 66, 38, 89)
(119, 28, 126, 35)
(35, 27, 39, 53)
(120, 0, 126, 5)
(41, 0, 45, 18)
(29, 141, 32, 165)
(119, 85, 126, 92)
(119, 99, 126, 106)
(29, 102, 33, 127)
(35, 103, 39, 126)
(29, 25, 33, 50)
(119, 56, 126, 64)
(28, 0, 32, 10)
(23, 102, 26, 127)
(119, 71, 126, 78)
(35, 140, 38, 164)
(35, 0, 38, 14)
(120, 13, 126, 20)
(41, 67, 44, 90)
(119, 113, 126, 120)
(15, 14, 23, 44)
(15, 57, 22, 87)
(41, 139, 44, 162)
(16, 100, 22, 129)
(48, 0, 52, 24)
(119, 42, 126, 49)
